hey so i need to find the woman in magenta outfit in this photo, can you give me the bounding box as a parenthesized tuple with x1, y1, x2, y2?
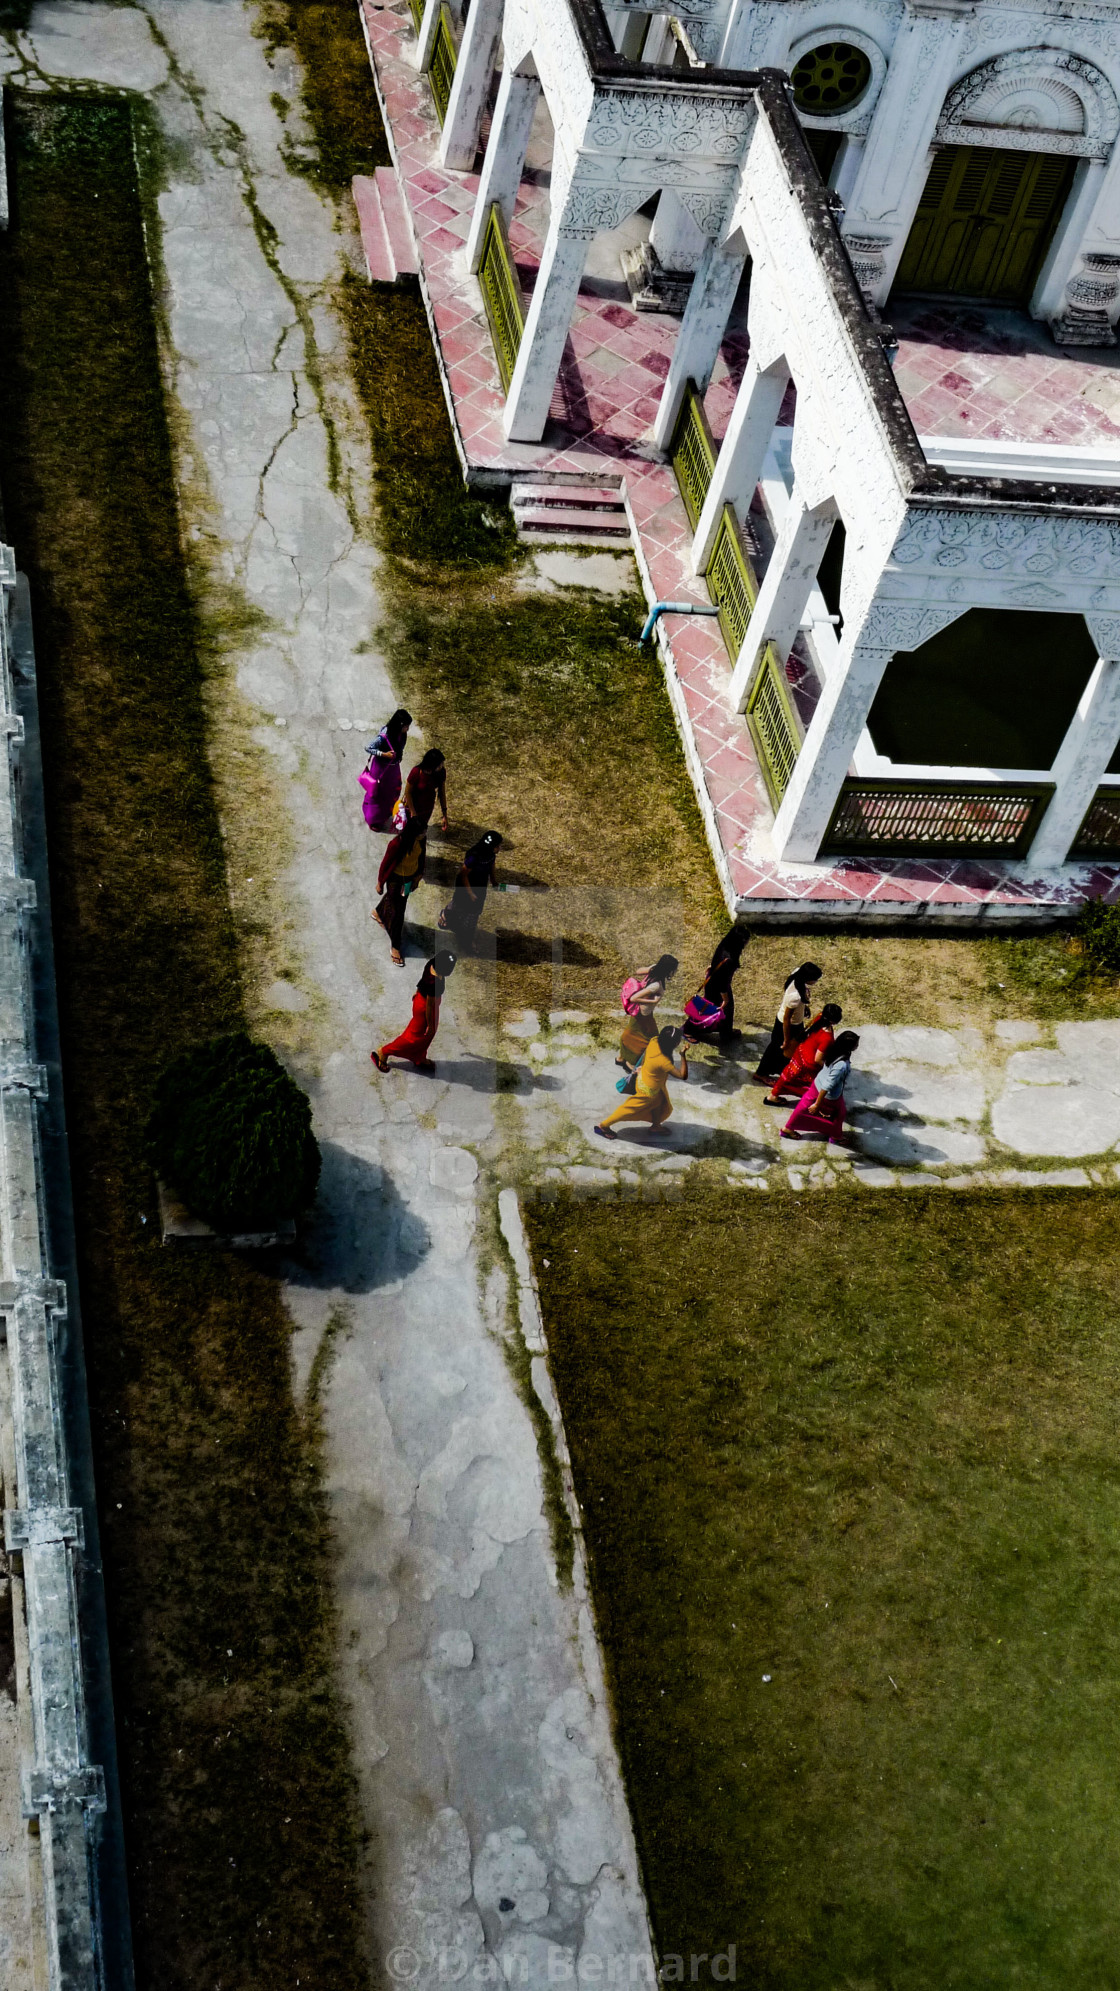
(373, 952, 456, 1074)
(780, 1031, 860, 1146)
(359, 708, 412, 831)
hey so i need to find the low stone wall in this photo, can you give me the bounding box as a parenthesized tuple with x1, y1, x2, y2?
(0, 552, 127, 1990)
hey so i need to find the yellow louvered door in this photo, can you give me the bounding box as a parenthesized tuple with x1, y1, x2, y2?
(894, 146, 1073, 304)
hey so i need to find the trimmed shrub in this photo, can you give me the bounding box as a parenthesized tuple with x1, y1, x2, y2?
(1075, 896, 1120, 974)
(147, 1034, 320, 1232)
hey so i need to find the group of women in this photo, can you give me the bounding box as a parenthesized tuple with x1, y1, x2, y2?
(362, 710, 860, 1130)
(595, 937, 858, 1147)
(362, 709, 503, 1075)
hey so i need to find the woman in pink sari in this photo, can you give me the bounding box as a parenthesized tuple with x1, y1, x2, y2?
(359, 708, 411, 831)
(780, 1031, 859, 1146)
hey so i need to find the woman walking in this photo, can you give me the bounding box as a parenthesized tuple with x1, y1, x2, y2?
(595, 1025, 688, 1140)
(438, 831, 502, 948)
(373, 951, 456, 1074)
(359, 709, 411, 831)
(684, 926, 750, 1044)
(373, 816, 426, 966)
(754, 962, 823, 1080)
(401, 747, 450, 833)
(780, 1031, 859, 1145)
(764, 1002, 843, 1103)
(618, 954, 679, 1072)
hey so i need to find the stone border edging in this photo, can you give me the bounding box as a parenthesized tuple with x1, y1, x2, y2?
(497, 1187, 660, 1977)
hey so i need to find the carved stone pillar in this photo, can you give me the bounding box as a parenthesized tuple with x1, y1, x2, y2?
(1051, 252, 1120, 347)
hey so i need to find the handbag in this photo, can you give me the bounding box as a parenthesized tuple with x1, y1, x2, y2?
(616, 1043, 647, 1094)
(684, 991, 726, 1030)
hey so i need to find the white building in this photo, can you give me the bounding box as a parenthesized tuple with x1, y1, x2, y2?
(400, 0, 1120, 889)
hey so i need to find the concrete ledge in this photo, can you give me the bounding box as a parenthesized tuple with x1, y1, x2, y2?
(157, 1179, 297, 1250)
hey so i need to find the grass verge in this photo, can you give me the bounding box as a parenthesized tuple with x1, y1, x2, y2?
(0, 95, 366, 1991)
(529, 1187, 1120, 1991)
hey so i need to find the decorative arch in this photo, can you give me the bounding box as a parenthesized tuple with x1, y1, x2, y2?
(937, 48, 1120, 160)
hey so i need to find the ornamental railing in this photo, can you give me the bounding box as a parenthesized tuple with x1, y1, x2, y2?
(823, 780, 1054, 857)
(670, 382, 716, 529)
(409, 0, 424, 30)
(478, 203, 525, 392)
(1071, 785, 1120, 858)
(747, 643, 802, 809)
(429, 4, 457, 124)
(704, 503, 758, 660)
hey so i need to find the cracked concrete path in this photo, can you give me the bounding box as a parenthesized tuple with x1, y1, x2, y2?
(0, 4, 653, 1985)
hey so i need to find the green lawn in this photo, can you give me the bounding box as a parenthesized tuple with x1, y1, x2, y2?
(529, 1190, 1120, 1990)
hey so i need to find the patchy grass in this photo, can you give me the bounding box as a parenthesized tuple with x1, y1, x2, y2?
(255, 0, 391, 189)
(0, 95, 367, 1991)
(529, 1188, 1120, 1991)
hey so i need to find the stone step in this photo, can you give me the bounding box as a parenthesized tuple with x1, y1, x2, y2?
(515, 505, 631, 538)
(352, 173, 394, 283)
(511, 483, 624, 512)
(351, 171, 418, 284)
(375, 165, 419, 276)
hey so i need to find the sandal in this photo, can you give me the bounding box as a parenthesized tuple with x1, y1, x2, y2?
(371, 1052, 389, 1073)
(593, 1124, 617, 1141)
(391, 949, 404, 966)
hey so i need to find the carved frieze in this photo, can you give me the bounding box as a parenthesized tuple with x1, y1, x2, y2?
(586, 89, 752, 161)
(937, 47, 1120, 157)
(890, 507, 1120, 581)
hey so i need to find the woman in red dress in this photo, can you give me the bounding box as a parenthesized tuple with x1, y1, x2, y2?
(373, 951, 457, 1075)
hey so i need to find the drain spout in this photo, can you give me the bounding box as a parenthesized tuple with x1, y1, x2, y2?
(640, 600, 721, 644)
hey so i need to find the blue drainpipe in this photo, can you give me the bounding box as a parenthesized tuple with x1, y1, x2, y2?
(640, 600, 721, 645)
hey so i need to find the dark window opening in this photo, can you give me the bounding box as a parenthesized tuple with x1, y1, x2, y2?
(816, 520, 846, 634)
(867, 608, 1099, 769)
(804, 128, 843, 184)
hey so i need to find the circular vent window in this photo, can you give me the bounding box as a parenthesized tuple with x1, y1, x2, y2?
(791, 42, 872, 115)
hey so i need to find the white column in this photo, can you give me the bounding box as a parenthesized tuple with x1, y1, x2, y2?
(466, 67, 541, 271)
(439, 0, 503, 170)
(842, 6, 968, 305)
(691, 355, 789, 573)
(729, 492, 835, 710)
(650, 191, 707, 274)
(718, 0, 752, 67)
(415, 0, 445, 72)
(503, 220, 591, 441)
(652, 237, 747, 453)
(1026, 655, 1120, 867)
(771, 643, 893, 860)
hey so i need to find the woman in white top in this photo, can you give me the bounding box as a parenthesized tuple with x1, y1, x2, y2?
(754, 962, 822, 1080)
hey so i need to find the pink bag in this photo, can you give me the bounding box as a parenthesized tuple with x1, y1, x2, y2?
(620, 973, 649, 1016)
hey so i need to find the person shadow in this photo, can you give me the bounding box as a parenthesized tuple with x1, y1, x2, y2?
(281, 1141, 430, 1295)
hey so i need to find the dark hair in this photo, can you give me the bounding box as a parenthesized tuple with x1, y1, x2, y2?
(432, 950, 456, 976)
(657, 1024, 684, 1056)
(648, 954, 679, 986)
(787, 961, 823, 995)
(819, 1002, 843, 1026)
(388, 708, 411, 740)
(420, 747, 445, 772)
(397, 816, 426, 856)
(823, 1030, 859, 1064)
(714, 926, 751, 965)
(466, 831, 502, 863)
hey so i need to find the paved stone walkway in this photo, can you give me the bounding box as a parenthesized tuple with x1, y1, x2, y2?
(507, 1011, 1120, 1198)
(2, 8, 1117, 1990)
